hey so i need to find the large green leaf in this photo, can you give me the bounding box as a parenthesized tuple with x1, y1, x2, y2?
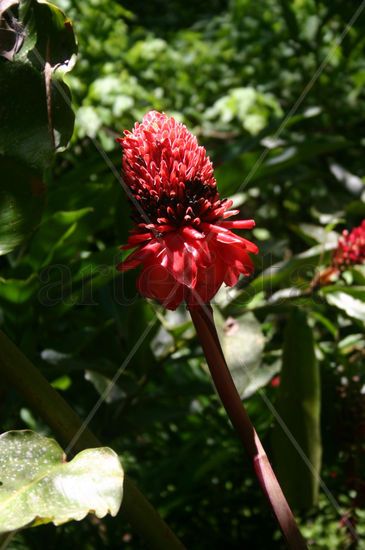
(0, 156, 45, 255)
(215, 310, 277, 399)
(321, 286, 365, 323)
(0, 430, 124, 533)
(0, 61, 74, 169)
(271, 308, 322, 510)
(19, 0, 77, 71)
(0, 0, 77, 170)
(224, 243, 335, 314)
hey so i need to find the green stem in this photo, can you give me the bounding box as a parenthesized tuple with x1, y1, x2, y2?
(0, 330, 185, 550)
(188, 304, 307, 550)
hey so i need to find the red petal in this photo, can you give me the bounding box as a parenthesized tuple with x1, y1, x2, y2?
(124, 232, 153, 247)
(161, 233, 199, 288)
(220, 219, 256, 230)
(118, 241, 161, 271)
(222, 209, 240, 219)
(224, 267, 240, 286)
(181, 226, 204, 240)
(137, 261, 184, 310)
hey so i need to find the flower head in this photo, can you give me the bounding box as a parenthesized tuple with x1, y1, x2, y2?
(332, 220, 365, 269)
(117, 111, 258, 309)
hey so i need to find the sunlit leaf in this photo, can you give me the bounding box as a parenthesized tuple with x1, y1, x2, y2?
(290, 223, 339, 246)
(329, 162, 363, 196)
(215, 310, 272, 399)
(0, 430, 124, 533)
(322, 286, 365, 323)
(20, 0, 77, 72)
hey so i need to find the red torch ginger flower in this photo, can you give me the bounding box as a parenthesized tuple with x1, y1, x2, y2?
(311, 220, 365, 289)
(117, 111, 258, 310)
(332, 220, 365, 269)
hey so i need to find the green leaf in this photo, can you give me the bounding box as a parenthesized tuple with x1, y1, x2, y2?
(215, 138, 349, 195)
(51, 208, 94, 225)
(0, 275, 38, 304)
(279, 0, 299, 39)
(338, 333, 365, 354)
(27, 208, 93, 268)
(215, 311, 274, 399)
(0, 61, 74, 169)
(322, 286, 365, 323)
(290, 223, 339, 246)
(272, 308, 322, 510)
(224, 243, 335, 315)
(0, 0, 77, 170)
(20, 0, 77, 72)
(345, 200, 365, 217)
(0, 1, 24, 61)
(0, 157, 45, 255)
(349, 266, 365, 285)
(0, 430, 124, 533)
(84, 370, 124, 404)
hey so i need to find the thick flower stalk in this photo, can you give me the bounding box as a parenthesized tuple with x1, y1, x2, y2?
(117, 112, 307, 549)
(117, 111, 257, 309)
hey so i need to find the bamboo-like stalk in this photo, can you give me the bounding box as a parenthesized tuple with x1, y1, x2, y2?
(0, 330, 185, 550)
(188, 304, 307, 550)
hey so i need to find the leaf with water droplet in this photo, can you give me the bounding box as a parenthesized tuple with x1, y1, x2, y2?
(0, 430, 124, 533)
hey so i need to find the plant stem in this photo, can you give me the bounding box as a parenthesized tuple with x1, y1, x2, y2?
(0, 330, 185, 550)
(188, 304, 307, 550)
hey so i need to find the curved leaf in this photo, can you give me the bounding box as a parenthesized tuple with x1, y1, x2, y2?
(0, 430, 124, 533)
(21, 0, 77, 72)
(0, 61, 74, 168)
(322, 286, 365, 323)
(0, 0, 77, 169)
(215, 310, 272, 399)
(0, 156, 45, 255)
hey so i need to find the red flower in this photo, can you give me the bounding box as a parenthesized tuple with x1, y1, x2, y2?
(270, 375, 281, 388)
(332, 220, 365, 269)
(117, 111, 258, 310)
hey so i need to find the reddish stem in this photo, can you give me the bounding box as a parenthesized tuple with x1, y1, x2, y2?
(188, 303, 307, 550)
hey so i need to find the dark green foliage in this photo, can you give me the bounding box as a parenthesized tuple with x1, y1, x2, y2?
(0, 62, 74, 169)
(272, 308, 321, 510)
(0, 157, 45, 256)
(1, 0, 365, 547)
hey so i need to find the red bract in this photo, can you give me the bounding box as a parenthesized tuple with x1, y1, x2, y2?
(117, 111, 258, 309)
(332, 220, 365, 269)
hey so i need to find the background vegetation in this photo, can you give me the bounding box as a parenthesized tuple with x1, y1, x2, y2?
(1, 0, 365, 547)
